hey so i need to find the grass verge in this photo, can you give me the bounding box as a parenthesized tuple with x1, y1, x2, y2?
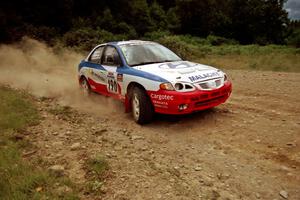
(85, 154, 109, 195)
(0, 86, 79, 200)
(155, 35, 300, 73)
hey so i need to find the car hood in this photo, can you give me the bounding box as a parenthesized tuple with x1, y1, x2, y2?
(132, 61, 224, 83)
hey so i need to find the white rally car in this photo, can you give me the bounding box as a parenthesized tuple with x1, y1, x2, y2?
(78, 40, 232, 124)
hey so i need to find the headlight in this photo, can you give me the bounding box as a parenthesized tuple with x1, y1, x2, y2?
(175, 82, 196, 92)
(160, 82, 175, 91)
(174, 83, 184, 90)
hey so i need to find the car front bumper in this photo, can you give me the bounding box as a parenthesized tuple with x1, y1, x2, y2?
(148, 81, 232, 115)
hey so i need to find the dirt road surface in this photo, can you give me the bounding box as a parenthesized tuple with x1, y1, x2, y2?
(1, 39, 299, 199)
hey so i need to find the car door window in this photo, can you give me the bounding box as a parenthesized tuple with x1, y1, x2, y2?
(89, 46, 104, 64)
(102, 46, 121, 66)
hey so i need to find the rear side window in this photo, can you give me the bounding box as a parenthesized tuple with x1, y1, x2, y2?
(102, 46, 121, 66)
(89, 46, 104, 63)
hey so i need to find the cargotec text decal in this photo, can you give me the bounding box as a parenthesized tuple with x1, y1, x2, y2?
(151, 94, 174, 101)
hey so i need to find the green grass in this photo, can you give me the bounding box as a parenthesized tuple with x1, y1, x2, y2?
(155, 35, 300, 73)
(197, 52, 300, 72)
(0, 87, 39, 132)
(85, 155, 109, 195)
(194, 45, 299, 73)
(0, 86, 79, 200)
(87, 155, 109, 177)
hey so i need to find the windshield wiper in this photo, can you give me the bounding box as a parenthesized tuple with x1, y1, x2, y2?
(130, 61, 162, 67)
(161, 59, 182, 63)
(131, 59, 183, 67)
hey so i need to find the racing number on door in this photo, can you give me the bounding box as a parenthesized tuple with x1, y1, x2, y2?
(107, 78, 118, 93)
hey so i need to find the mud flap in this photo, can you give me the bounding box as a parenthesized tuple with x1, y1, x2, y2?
(124, 95, 131, 113)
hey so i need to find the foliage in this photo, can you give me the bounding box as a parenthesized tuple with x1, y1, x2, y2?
(0, 0, 293, 45)
(149, 1, 168, 31)
(62, 28, 129, 51)
(157, 35, 201, 59)
(206, 35, 239, 46)
(143, 31, 171, 41)
(287, 28, 300, 48)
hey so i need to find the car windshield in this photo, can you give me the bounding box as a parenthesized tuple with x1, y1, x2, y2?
(120, 43, 182, 66)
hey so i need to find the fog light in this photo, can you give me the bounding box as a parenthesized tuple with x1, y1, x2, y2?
(178, 104, 188, 111)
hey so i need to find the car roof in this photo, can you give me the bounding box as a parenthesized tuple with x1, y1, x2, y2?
(85, 40, 157, 61)
(108, 40, 156, 46)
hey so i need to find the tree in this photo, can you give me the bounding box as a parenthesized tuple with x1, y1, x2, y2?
(0, 0, 292, 44)
(149, 1, 168, 31)
(228, 0, 289, 44)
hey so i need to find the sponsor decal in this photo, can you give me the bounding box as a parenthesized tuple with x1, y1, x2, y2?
(188, 72, 221, 82)
(154, 104, 168, 109)
(105, 72, 118, 93)
(158, 62, 193, 69)
(91, 70, 106, 83)
(107, 72, 114, 78)
(107, 78, 118, 93)
(153, 100, 168, 106)
(151, 94, 174, 101)
(117, 74, 123, 82)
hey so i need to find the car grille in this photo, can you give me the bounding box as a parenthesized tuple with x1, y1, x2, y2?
(197, 78, 223, 90)
(191, 87, 230, 107)
(194, 95, 227, 107)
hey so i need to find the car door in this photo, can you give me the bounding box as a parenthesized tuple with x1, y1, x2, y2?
(101, 45, 123, 98)
(85, 45, 108, 94)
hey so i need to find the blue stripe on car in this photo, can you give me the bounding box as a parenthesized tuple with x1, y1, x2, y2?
(78, 60, 107, 71)
(116, 67, 167, 83)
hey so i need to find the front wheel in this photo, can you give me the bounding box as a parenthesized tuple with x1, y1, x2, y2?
(131, 87, 154, 124)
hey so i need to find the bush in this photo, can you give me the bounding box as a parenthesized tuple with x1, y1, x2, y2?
(176, 35, 209, 46)
(62, 28, 130, 51)
(143, 31, 171, 41)
(113, 22, 137, 38)
(157, 35, 205, 59)
(287, 28, 300, 48)
(207, 35, 239, 46)
(24, 24, 59, 44)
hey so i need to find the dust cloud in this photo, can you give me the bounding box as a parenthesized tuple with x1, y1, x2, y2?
(0, 37, 123, 115)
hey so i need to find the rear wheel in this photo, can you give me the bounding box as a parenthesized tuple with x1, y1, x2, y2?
(80, 77, 91, 96)
(131, 87, 154, 124)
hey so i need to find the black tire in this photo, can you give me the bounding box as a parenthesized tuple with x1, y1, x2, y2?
(131, 87, 154, 124)
(80, 77, 91, 96)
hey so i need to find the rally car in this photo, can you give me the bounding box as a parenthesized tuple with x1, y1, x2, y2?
(78, 40, 232, 124)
